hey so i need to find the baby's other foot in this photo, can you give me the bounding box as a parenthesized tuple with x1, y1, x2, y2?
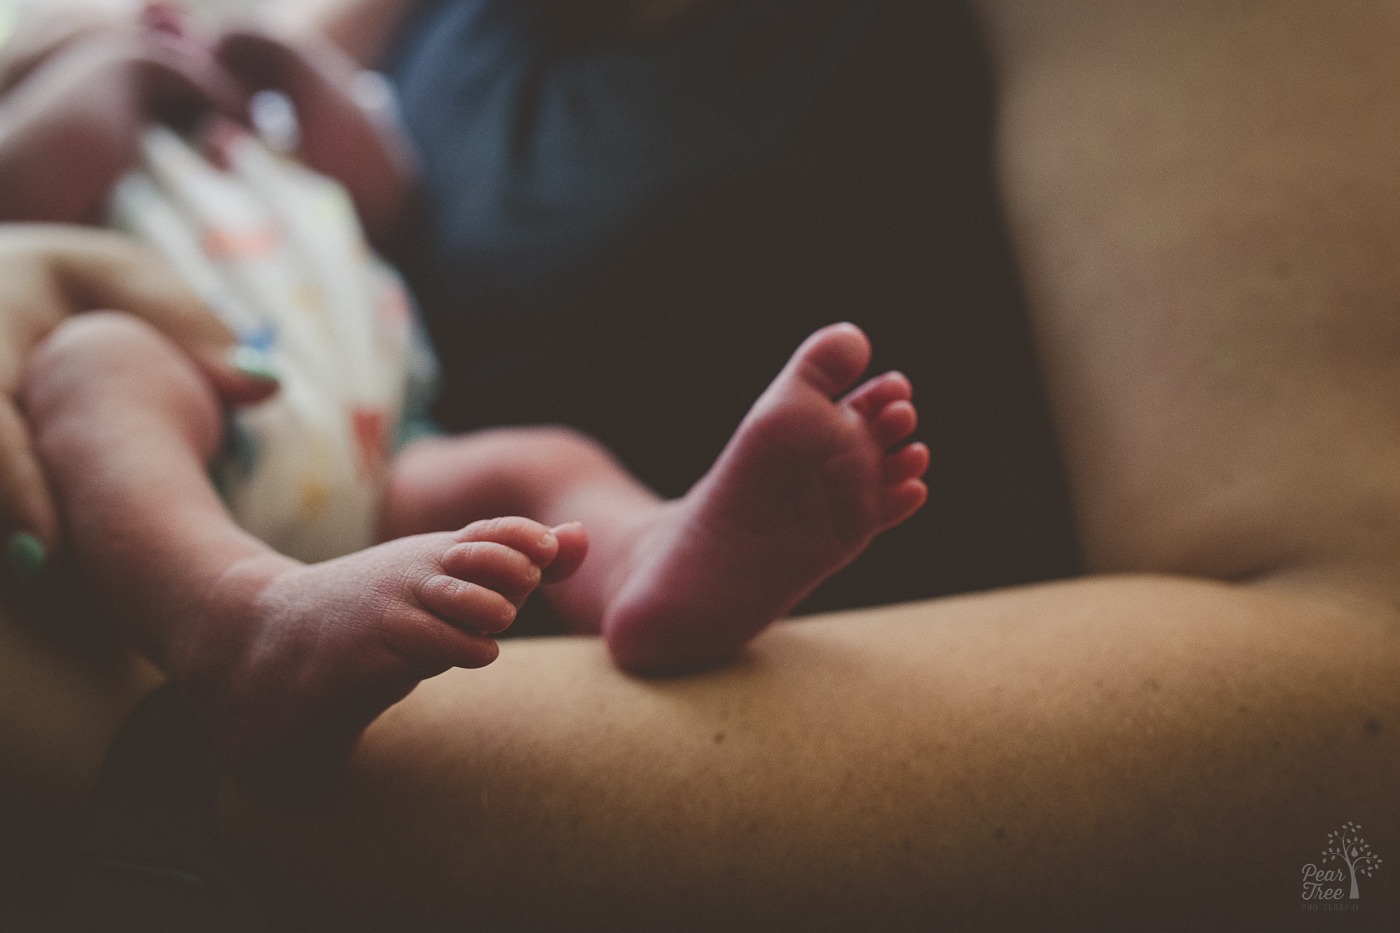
(182, 517, 586, 760)
(603, 323, 928, 672)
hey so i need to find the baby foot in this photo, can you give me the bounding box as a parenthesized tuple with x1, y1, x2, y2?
(603, 323, 928, 672)
(180, 517, 587, 760)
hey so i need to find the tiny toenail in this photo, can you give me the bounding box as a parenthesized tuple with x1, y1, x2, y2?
(6, 532, 46, 577)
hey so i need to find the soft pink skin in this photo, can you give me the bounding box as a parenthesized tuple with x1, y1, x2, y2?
(381, 323, 928, 673)
(180, 519, 588, 758)
(597, 323, 929, 671)
(24, 316, 923, 759)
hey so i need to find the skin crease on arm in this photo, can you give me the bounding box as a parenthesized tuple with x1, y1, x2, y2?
(1, 0, 1398, 930)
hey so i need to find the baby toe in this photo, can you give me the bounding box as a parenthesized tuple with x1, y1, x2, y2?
(541, 522, 589, 583)
(417, 572, 519, 635)
(871, 400, 919, 449)
(441, 540, 542, 606)
(381, 603, 502, 670)
(883, 442, 930, 485)
(844, 371, 913, 419)
(880, 478, 929, 529)
(455, 516, 560, 568)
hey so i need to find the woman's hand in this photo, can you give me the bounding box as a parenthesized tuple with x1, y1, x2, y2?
(0, 225, 277, 572)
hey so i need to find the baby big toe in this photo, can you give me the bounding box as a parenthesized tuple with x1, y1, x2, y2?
(541, 522, 588, 583)
(455, 516, 561, 568)
(791, 324, 873, 398)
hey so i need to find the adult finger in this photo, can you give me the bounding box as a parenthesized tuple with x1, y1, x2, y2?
(26, 227, 278, 404)
(0, 397, 59, 572)
(0, 226, 281, 563)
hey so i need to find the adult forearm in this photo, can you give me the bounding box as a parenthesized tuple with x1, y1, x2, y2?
(4, 572, 1391, 929)
(220, 577, 1400, 931)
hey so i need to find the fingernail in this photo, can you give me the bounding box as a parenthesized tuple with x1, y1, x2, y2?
(228, 346, 279, 384)
(7, 532, 46, 578)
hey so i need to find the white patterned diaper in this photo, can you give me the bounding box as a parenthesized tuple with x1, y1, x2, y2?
(108, 122, 436, 563)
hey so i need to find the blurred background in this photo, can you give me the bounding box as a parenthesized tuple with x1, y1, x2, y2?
(0, 0, 256, 31)
(0, 0, 1085, 617)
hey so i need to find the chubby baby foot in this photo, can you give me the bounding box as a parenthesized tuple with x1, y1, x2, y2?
(180, 516, 586, 760)
(603, 323, 928, 672)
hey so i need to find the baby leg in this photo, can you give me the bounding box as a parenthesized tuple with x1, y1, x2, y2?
(23, 313, 575, 760)
(383, 324, 927, 673)
(382, 425, 657, 617)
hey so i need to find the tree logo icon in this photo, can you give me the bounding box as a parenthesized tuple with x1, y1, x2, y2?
(1307, 822, 1384, 901)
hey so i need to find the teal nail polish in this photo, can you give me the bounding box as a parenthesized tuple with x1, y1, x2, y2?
(228, 346, 279, 384)
(7, 532, 46, 577)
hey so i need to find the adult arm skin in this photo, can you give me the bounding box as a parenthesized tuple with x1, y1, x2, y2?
(4, 580, 1393, 930)
(3, 1, 1400, 930)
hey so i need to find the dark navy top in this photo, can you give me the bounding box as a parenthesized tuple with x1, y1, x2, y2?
(384, 0, 1081, 612)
